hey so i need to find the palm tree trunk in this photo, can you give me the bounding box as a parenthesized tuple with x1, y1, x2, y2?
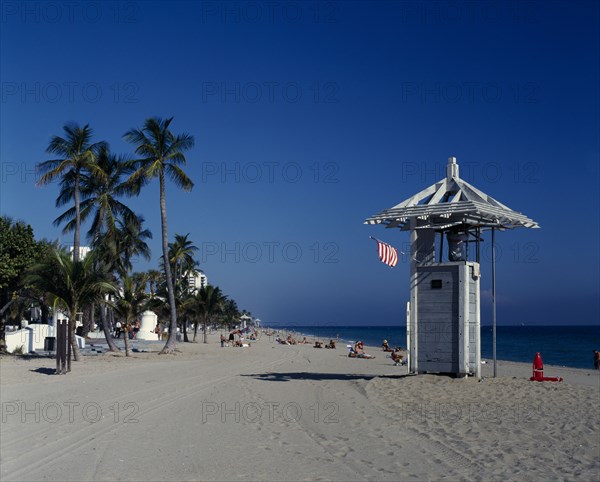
(159, 171, 178, 354)
(183, 318, 189, 342)
(100, 303, 119, 352)
(0, 299, 14, 318)
(70, 307, 81, 362)
(193, 322, 198, 342)
(203, 319, 208, 344)
(90, 304, 95, 332)
(123, 322, 131, 357)
(82, 305, 92, 337)
(73, 172, 81, 262)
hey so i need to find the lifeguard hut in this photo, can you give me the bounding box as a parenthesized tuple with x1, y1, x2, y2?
(365, 157, 539, 378)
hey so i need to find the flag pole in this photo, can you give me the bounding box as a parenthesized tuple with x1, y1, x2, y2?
(492, 227, 497, 378)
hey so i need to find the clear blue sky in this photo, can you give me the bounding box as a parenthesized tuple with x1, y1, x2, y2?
(1, 1, 598, 326)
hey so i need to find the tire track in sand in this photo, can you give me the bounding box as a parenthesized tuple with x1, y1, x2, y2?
(1, 347, 300, 481)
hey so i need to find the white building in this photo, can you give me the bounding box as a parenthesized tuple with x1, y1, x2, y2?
(68, 245, 91, 259)
(186, 269, 208, 294)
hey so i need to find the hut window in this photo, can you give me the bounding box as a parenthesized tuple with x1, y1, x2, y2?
(431, 280, 443, 289)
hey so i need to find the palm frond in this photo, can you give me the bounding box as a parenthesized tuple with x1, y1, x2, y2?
(165, 164, 194, 191)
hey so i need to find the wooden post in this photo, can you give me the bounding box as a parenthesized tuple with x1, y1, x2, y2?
(55, 319, 61, 374)
(66, 318, 71, 373)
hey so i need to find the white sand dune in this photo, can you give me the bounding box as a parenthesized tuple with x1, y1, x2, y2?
(1, 335, 598, 481)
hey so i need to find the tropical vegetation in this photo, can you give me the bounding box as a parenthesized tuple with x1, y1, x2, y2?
(0, 117, 255, 365)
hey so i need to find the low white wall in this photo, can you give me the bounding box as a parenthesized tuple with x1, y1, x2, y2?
(27, 324, 55, 351)
(5, 329, 31, 353)
(5, 325, 84, 353)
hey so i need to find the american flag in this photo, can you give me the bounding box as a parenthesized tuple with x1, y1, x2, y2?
(371, 237, 399, 267)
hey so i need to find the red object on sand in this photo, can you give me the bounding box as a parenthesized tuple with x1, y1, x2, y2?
(531, 352, 544, 380)
(530, 352, 563, 382)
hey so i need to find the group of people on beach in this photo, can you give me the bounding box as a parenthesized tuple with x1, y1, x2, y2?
(313, 339, 336, 349)
(113, 320, 141, 339)
(381, 340, 406, 365)
(348, 341, 374, 358)
(340, 339, 405, 363)
(220, 331, 254, 348)
(269, 330, 408, 365)
(276, 335, 315, 345)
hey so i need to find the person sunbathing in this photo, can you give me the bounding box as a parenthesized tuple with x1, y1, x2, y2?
(325, 339, 336, 349)
(382, 340, 392, 352)
(391, 348, 406, 365)
(348, 350, 375, 359)
(314, 341, 323, 348)
(349, 342, 375, 359)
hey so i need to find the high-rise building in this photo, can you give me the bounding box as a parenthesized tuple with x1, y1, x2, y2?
(68, 245, 91, 259)
(186, 269, 208, 294)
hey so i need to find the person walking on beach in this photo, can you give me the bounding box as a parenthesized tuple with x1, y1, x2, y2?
(593, 350, 600, 370)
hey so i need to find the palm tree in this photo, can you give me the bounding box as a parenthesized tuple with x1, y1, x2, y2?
(157, 233, 198, 343)
(52, 147, 140, 347)
(222, 298, 240, 331)
(169, 233, 198, 290)
(25, 248, 115, 363)
(113, 215, 153, 276)
(124, 117, 195, 354)
(177, 292, 196, 343)
(53, 146, 137, 242)
(110, 275, 149, 357)
(93, 215, 151, 276)
(131, 271, 149, 290)
(194, 285, 226, 343)
(146, 270, 162, 298)
(92, 214, 151, 351)
(36, 123, 106, 261)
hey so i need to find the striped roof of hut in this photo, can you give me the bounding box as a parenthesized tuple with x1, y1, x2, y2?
(364, 157, 539, 231)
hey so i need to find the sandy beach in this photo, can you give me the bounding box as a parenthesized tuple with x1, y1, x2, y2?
(1, 334, 598, 482)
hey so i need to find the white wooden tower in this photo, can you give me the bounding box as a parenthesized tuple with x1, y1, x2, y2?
(365, 157, 539, 378)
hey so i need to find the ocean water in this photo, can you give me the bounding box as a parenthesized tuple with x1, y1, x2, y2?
(265, 325, 600, 370)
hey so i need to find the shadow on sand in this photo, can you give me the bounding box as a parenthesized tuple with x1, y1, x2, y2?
(241, 372, 414, 382)
(29, 367, 57, 376)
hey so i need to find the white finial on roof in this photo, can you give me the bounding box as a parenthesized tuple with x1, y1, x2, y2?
(446, 156, 459, 181)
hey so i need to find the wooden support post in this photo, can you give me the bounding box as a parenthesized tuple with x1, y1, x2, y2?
(55, 319, 61, 375)
(66, 318, 71, 373)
